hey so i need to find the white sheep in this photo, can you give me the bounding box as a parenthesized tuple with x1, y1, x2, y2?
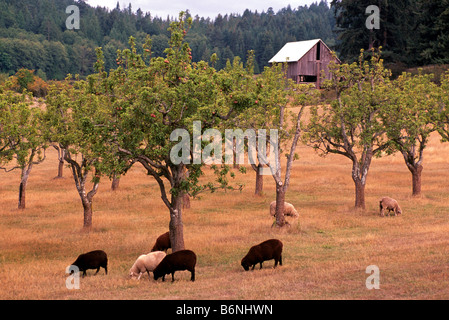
(129, 251, 167, 280)
(269, 201, 299, 218)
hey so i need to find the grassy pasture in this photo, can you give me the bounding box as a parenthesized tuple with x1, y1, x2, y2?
(1, 125, 449, 300)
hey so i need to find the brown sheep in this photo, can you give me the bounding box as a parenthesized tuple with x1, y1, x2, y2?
(71, 250, 108, 277)
(153, 250, 197, 282)
(241, 239, 283, 271)
(151, 231, 171, 252)
(269, 201, 299, 218)
(379, 197, 402, 217)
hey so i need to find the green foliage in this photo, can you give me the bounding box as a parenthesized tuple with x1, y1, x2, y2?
(43, 73, 111, 179)
(0, 0, 336, 78)
(14, 68, 35, 92)
(331, 0, 449, 67)
(385, 71, 440, 156)
(306, 49, 393, 159)
(304, 49, 394, 208)
(81, 12, 247, 208)
(435, 71, 449, 142)
(0, 86, 45, 170)
(7, 69, 48, 97)
(413, 0, 449, 65)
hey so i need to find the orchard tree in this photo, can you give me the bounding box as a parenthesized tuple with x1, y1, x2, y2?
(217, 51, 267, 195)
(100, 13, 245, 251)
(304, 49, 393, 210)
(435, 71, 449, 143)
(384, 71, 440, 196)
(51, 144, 65, 178)
(44, 72, 110, 229)
(261, 65, 319, 227)
(0, 85, 46, 209)
(227, 57, 319, 226)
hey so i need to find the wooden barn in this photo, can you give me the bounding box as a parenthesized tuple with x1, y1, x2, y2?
(268, 39, 340, 88)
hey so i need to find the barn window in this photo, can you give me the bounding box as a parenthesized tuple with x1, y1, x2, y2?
(304, 75, 317, 83)
(316, 42, 321, 60)
(297, 75, 316, 83)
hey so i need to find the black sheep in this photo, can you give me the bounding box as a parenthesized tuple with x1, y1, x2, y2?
(151, 231, 171, 252)
(71, 250, 108, 277)
(241, 239, 283, 271)
(153, 250, 196, 282)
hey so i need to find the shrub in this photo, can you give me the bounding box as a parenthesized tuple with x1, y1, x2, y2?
(28, 77, 48, 97)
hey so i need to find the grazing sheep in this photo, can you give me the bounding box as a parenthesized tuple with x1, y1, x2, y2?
(241, 239, 283, 271)
(151, 231, 171, 252)
(379, 197, 402, 216)
(129, 251, 167, 280)
(153, 250, 197, 282)
(71, 250, 108, 277)
(269, 201, 299, 218)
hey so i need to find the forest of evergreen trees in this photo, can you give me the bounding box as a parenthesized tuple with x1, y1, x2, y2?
(0, 0, 448, 80)
(0, 0, 335, 79)
(331, 0, 449, 66)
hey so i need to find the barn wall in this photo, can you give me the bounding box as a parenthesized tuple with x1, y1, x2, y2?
(297, 46, 317, 76)
(286, 62, 299, 80)
(319, 43, 337, 82)
(278, 41, 340, 86)
(274, 43, 334, 86)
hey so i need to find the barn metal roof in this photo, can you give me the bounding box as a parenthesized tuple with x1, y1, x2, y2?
(268, 39, 322, 63)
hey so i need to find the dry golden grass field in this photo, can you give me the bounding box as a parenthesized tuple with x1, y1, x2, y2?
(1, 114, 449, 300)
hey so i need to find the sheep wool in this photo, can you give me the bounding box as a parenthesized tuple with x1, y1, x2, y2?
(379, 197, 402, 217)
(129, 251, 167, 280)
(153, 250, 197, 282)
(241, 239, 283, 271)
(269, 201, 299, 218)
(71, 250, 108, 277)
(151, 232, 171, 252)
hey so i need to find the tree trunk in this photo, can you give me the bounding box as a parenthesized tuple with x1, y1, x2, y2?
(351, 153, 371, 210)
(53, 145, 65, 178)
(18, 166, 32, 210)
(82, 198, 93, 229)
(169, 192, 185, 252)
(18, 180, 26, 209)
(78, 184, 99, 230)
(401, 149, 423, 197)
(57, 158, 64, 178)
(233, 137, 240, 169)
(274, 182, 286, 227)
(65, 151, 99, 230)
(354, 180, 366, 210)
(368, 29, 374, 50)
(111, 174, 120, 191)
(410, 164, 423, 197)
(255, 163, 263, 195)
(182, 193, 190, 209)
(168, 165, 188, 252)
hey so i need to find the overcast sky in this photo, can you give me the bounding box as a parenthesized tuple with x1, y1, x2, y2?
(84, 0, 324, 19)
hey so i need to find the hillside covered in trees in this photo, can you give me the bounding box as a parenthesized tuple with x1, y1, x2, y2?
(331, 0, 449, 67)
(1, 0, 448, 81)
(0, 0, 336, 79)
